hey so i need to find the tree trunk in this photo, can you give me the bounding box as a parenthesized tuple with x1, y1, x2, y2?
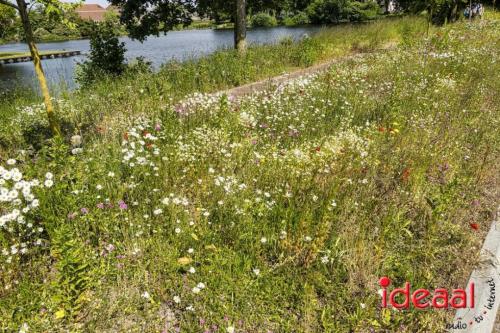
(16, 0, 60, 136)
(235, 0, 246, 53)
(469, 0, 472, 22)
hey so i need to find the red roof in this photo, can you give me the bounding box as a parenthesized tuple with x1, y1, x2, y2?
(75, 4, 113, 22)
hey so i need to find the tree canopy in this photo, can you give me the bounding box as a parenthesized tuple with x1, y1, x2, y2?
(108, 0, 195, 41)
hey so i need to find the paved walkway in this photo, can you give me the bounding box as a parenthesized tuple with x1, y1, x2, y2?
(222, 50, 379, 98)
(451, 208, 500, 333)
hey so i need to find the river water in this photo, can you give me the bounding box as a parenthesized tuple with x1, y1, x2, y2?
(0, 26, 320, 92)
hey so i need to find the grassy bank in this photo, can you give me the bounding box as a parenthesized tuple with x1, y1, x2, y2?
(0, 16, 499, 332)
(1, 16, 426, 140)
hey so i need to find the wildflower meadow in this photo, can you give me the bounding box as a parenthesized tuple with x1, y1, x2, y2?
(0, 14, 499, 333)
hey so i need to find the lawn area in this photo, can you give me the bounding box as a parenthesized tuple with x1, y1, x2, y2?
(0, 16, 499, 333)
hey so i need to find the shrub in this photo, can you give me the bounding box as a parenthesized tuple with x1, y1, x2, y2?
(75, 21, 126, 88)
(283, 11, 311, 26)
(349, 1, 380, 21)
(306, 0, 380, 24)
(251, 12, 278, 27)
(33, 27, 51, 41)
(125, 56, 153, 76)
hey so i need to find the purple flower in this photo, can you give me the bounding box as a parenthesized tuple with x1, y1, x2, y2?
(97, 202, 105, 209)
(118, 200, 128, 210)
(155, 124, 161, 131)
(81, 207, 89, 215)
(199, 318, 206, 326)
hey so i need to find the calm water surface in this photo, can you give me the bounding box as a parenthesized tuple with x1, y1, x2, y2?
(0, 26, 320, 93)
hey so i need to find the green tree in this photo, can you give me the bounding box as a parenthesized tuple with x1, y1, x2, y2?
(306, 0, 379, 24)
(75, 21, 126, 87)
(395, 0, 468, 24)
(0, 4, 17, 40)
(108, 0, 195, 41)
(235, 0, 247, 52)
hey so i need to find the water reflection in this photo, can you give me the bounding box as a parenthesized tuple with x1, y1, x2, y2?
(0, 26, 320, 93)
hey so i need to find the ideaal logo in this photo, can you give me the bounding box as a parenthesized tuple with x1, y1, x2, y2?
(447, 277, 496, 330)
(378, 277, 475, 309)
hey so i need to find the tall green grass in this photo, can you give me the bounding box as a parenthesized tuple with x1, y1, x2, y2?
(0, 15, 498, 333)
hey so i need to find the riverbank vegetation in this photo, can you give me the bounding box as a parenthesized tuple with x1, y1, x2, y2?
(4, 0, 496, 45)
(0, 12, 499, 332)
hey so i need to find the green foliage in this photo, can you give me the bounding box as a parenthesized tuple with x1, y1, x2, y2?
(395, 0, 469, 25)
(350, 0, 380, 21)
(108, 0, 195, 41)
(307, 0, 380, 23)
(75, 21, 126, 87)
(50, 225, 92, 318)
(251, 12, 278, 27)
(283, 11, 311, 26)
(125, 56, 153, 76)
(292, 34, 323, 66)
(0, 4, 16, 40)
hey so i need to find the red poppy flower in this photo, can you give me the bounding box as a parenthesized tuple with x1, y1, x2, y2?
(470, 223, 479, 230)
(315, 146, 321, 152)
(402, 168, 411, 182)
(378, 127, 386, 133)
(123, 132, 129, 140)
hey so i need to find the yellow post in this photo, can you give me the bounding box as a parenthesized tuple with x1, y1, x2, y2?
(15, 0, 61, 136)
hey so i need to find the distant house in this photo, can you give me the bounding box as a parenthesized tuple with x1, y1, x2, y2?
(75, 4, 120, 22)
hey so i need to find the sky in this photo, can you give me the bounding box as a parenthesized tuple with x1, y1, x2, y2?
(63, 0, 110, 8)
(84, 0, 110, 7)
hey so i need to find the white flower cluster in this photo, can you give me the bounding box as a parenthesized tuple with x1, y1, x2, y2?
(0, 161, 48, 263)
(121, 119, 162, 171)
(175, 92, 229, 117)
(161, 193, 190, 207)
(213, 175, 247, 195)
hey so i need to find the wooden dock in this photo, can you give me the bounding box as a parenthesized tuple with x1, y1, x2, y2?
(0, 50, 81, 65)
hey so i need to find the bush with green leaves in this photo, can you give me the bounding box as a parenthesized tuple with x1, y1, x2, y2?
(283, 11, 311, 26)
(307, 0, 380, 23)
(251, 12, 278, 27)
(75, 21, 126, 88)
(349, 0, 380, 21)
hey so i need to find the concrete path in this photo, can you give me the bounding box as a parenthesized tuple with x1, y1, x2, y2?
(223, 52, 370, 98)
(451, 208, 500, 332)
